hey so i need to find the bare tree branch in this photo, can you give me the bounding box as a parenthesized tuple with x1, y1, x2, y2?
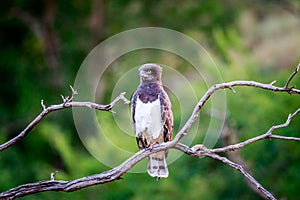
(284, 63, 300, 90)
(173, 64, 300, 144)
(0, 90, 130, 152)
(0, 140, 172, 199)
(187, 107, 300, 200)
(209, 108, 300, 154)
(204, 153, 275, 199)
(0, 65, 299, 199)
(176, 142, 276, 199)
(221, 125, 267, 198)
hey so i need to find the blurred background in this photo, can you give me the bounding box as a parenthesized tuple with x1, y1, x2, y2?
(0, 0, 300, 199)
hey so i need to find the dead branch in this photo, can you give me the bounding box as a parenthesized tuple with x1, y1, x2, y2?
(210, 108, 300, 154)
(221, 125, 266, 198)
(0, 89, 130, 152)
(203, 152, 275, 199)
(177, 142, 276, 199)
(172, 64, 300, 144)
(284, 63, 299, 90)
(0, 64, 299, 199)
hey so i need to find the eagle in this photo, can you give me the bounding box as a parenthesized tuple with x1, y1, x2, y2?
(131, 63, 173, 178)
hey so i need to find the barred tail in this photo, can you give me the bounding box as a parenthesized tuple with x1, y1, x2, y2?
(147, 151, 168, 178)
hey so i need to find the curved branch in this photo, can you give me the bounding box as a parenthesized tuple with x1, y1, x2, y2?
(204, 153, 276, 200)
(210, 108, 300, 154)
(0, 136, 283, 199)
(1, 93, 299, 199)
(173, 65, 300, 144)
(176, 143, 276, 199)
(0, 140, 173, 199)
(1, 65, 299, 199)
(284, 63, 299, 90)
(0, 91, 130, 152)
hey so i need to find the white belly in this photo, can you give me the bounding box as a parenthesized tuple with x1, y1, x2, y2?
(134, 98, 163, 139)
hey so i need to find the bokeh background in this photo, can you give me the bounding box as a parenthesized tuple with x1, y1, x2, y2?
(0, 0, 300, 199)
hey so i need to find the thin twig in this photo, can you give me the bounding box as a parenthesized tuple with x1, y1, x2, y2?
(211, 108, 300, 153)
(0, 141, 173, 199)
(1, 106, 298, 199)
(50, 171, 59, 181)
(176, 143, 276, 199)
(284, 63, 299, 90)
(0, 65, 299, 199)
(173, 79, 300, 144)
(41, 100, 46, 111)
(220, 125, 267, 198)
(203, 153, 276, 200)
(0, 92, 130, 152)
(0, 139, 278, 200)
(269, 80, 276, 85)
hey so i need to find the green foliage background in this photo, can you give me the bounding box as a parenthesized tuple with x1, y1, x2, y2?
(0, 0, 299, 199)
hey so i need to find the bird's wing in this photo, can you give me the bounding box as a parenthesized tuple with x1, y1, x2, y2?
(159, 89, 173, 142)
(131, 90, 138, 134)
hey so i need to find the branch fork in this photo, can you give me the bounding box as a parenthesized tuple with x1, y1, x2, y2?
(284, 63, 300, 94)
(0, 64, 300, 199)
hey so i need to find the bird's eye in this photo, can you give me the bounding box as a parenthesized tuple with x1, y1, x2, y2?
(146, 70, 152, 74)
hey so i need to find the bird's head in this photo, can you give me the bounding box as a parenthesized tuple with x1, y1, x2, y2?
(138, 63, 162, 83)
